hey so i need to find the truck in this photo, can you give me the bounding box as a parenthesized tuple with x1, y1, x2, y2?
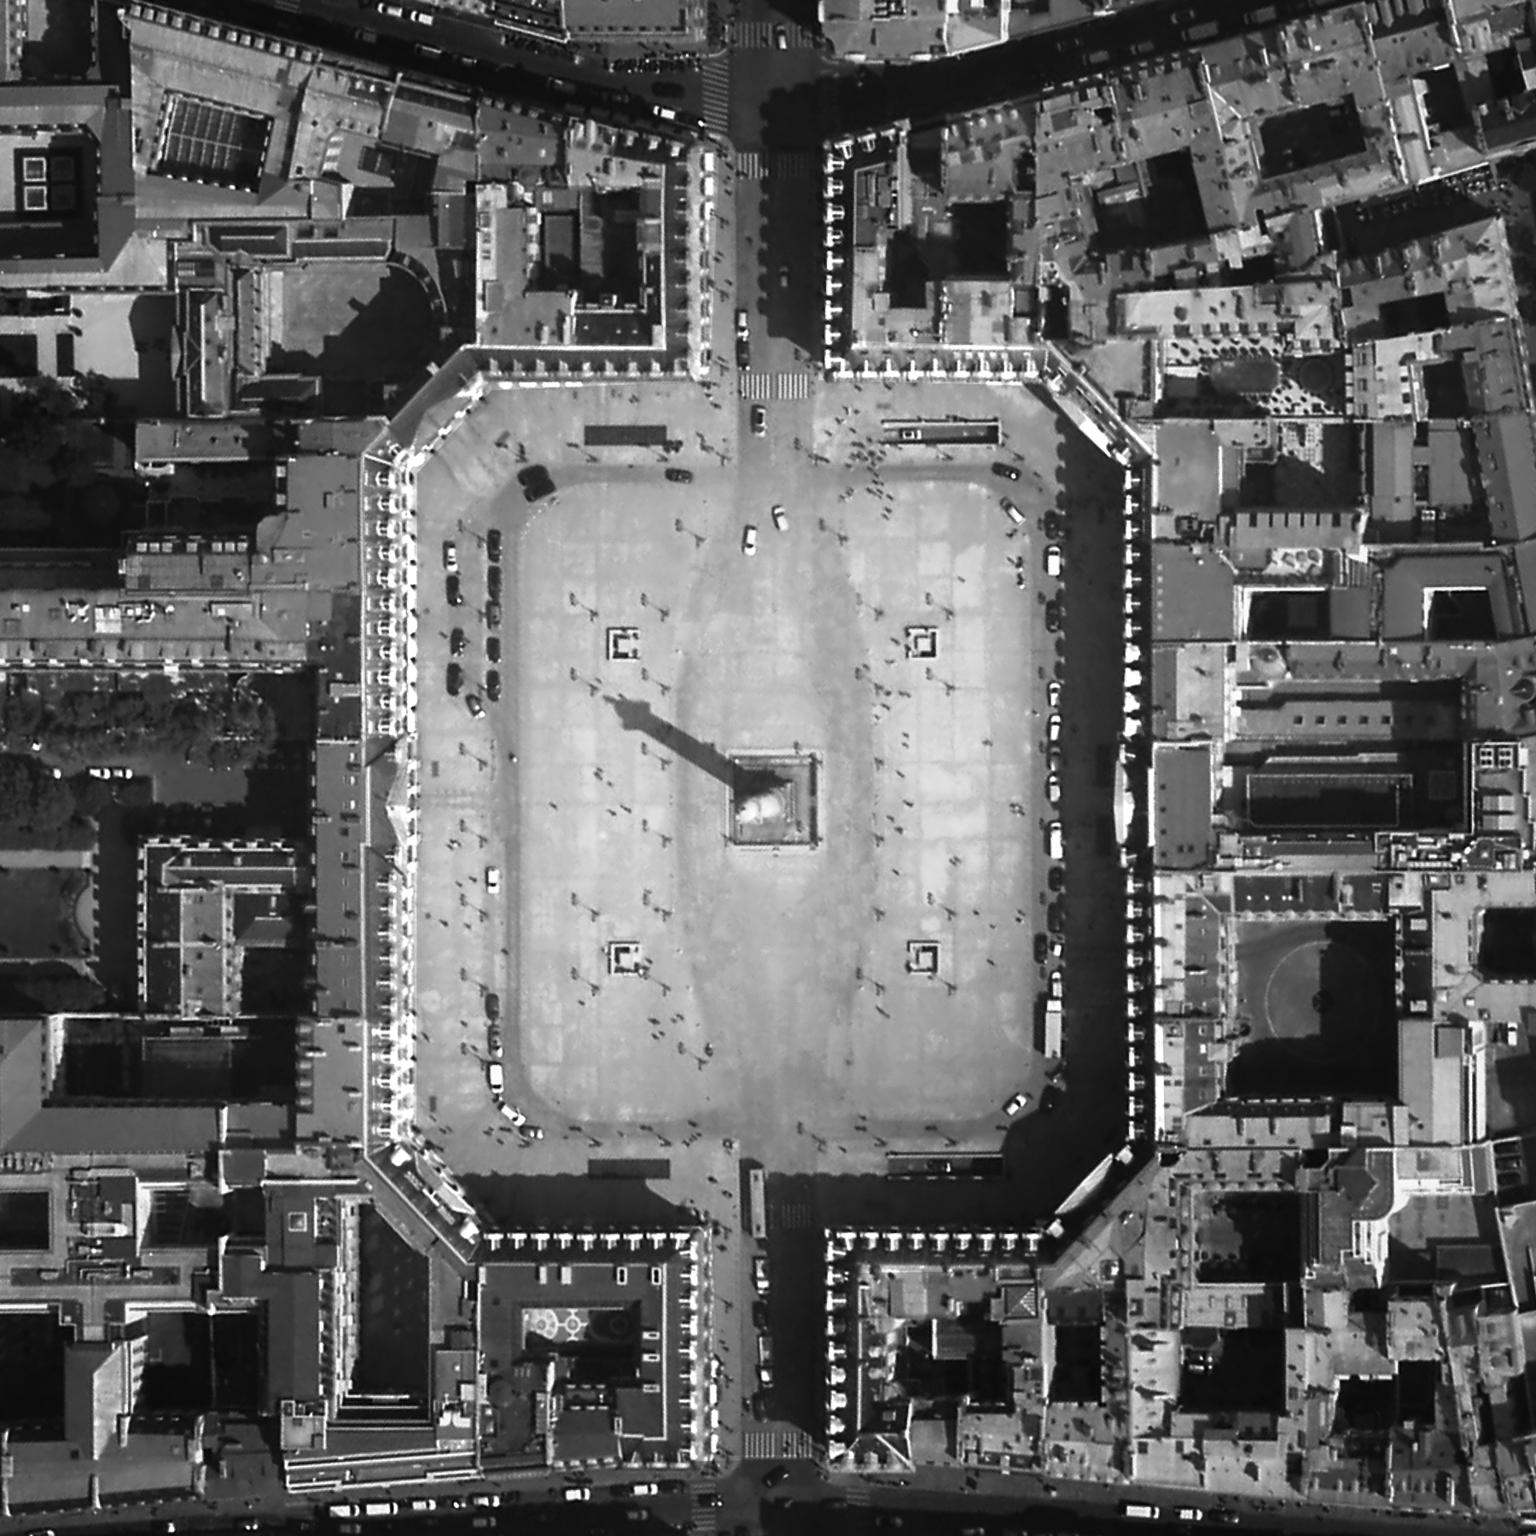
(1043, 999, 1063, 1056)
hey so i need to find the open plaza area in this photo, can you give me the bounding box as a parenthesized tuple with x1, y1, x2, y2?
(408, 376, 1079, 1179)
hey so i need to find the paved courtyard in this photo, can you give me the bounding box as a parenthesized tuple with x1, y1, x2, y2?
(410, 376, 1070, 1177)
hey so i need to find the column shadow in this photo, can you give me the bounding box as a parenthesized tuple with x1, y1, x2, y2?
(603, 694, 735, 788)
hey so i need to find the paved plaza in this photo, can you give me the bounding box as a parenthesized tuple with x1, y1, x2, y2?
(410, 376, 1069, 1179)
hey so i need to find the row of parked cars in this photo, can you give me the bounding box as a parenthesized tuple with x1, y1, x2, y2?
(482, 986, 542, 1143)
(443, 536, 502, 715)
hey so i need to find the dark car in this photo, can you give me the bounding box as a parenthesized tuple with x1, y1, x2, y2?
(658, 1481, 687, 1495)
(1046, 901, 1064, 934)
(486, 601, 502, 630)
(1033, 933, 1049, 964)
(485, 992, 500, 1022)
(486, 670, 502, 702)
(488, 565, 502, 602)
(446, 662, 463, 696)
(697, 1492, 722, 1509)
(992, 461, 1021, 481)
(752, 1299, 769, 1328)
(1040, 1083, 1063, 1113)
(665, 467, 694, 483)
(1044, 511, 1065, 540)
(487, 528, 502, 561)
(1044, 597, 1063, 632)
(450, 627, 467, 655)
(751, 1390, 769, 1420)
(486, 636, 501, 664)
(1047, 865, 1065, 892)
(446, 573, 463, 606)
(762, 1466, 790, 1489)
(736, 335, 751, 370)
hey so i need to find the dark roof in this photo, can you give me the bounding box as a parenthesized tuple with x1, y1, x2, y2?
(1151, 545, 1235, 642)
(1153, 742, 1215, 870)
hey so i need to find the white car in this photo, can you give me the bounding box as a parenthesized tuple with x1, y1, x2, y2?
(1001, 498, 1025, 528)
(1046, 774, 1061, 805)
(443, 539, 458, 572)
(485, 866, 501, 894)
(407, 5, 435, 20)
(1047, 680, 1062, 710)
(487, 1061, 505, 1096)
(741, 524, 759, 556)
(752, 1255, 769, 1294)
(562, 1487, 590, 1503)
(736, 308, 750, 340)
(771, 505, 787, 531)
(1045, 544, 1063, 577)
(499, 1101, 527, 1128)
(1047, 713, 1062, 744)
(773, 23, 788, 46)
(1003, 1091, 1030, 1116)
(629, 1483, 659, 1497)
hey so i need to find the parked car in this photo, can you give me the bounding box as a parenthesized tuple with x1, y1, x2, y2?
(486, 671, 502, 702)
(487, 1061, 505, 1095)
(752, 1256, 769, 1294)
(486, 866, 501, 894)
(1048, 864, 1065, 892)
(771, 505, 787, 532)
(665, 467, 694, 483)
(1046, 774, 1061, 804)
(1045, 597, 1063, 631)
(499, 1101, 527, 1127)
(466, 694, 485, 718)
(446, 663, 463, 696)
(992, 461, 1021, 481)
(1047, 679, 1062, 709)
(1045, 545, 1063, 578)
(486, 529, 502, 561)
(486, 636, 501, 663)
(485, 992, 500, 1021)
(735, 308, 750, 340)
(1033, 933, 1050, 964)
(1047, 713, 1062, 744)
(1001, 497, 1024, 527)
(1003, 1091, 1030, 1115)
(488, 565, 502, 602)
(751, 404, 766, 436)
(442, 540, 458, 571)
(485, 601, 502, 629)
(487, 1024, 503, 1060)
(450, 627, 467, 655)
(741, 524, 759, 556)
(1044, 510, 1065, 540)
(446, 573, 462, 606)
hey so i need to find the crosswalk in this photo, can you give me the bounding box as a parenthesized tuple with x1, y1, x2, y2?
(734, 150, 820, 180)
(693, 1476, 719, 1534)
(732, 19, 819, 47)
(702, 54, 731, 137)
(743, 1427, 819, 1461)
(739, 371, 814, 401)
(770, 1199, 815, 1231)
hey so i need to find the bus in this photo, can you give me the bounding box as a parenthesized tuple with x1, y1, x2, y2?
(745, 1165, 766, 1240)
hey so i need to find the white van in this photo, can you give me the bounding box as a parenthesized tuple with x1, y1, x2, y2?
(487, 1061, 505, 1095)
(1047, 822, 1063, 860)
